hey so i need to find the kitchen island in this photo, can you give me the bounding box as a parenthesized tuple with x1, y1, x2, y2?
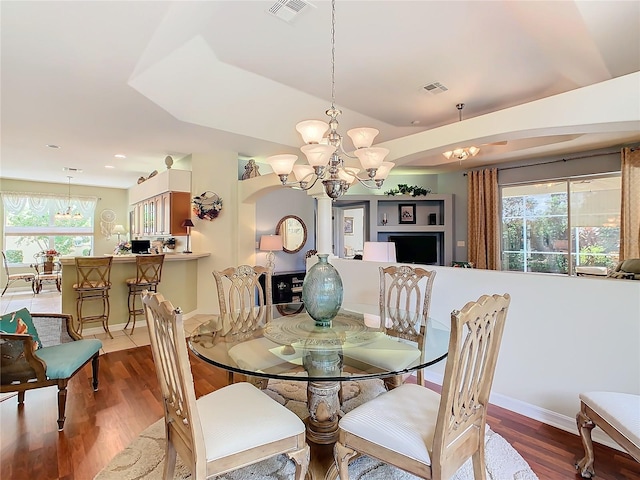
(59, 253, 209, 333)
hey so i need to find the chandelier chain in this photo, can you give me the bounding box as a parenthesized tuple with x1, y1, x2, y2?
(330, 0, 336, 110)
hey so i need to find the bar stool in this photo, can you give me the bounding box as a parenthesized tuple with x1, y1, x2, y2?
(126, 254, 164, 333)
(73, 256, 113, 338)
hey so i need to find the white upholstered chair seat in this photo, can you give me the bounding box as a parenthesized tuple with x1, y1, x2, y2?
(579, 392, 640, 448)
(198, 382, 306, 462)
(228, 337, 295, 372)
(339, 383, 440, 465)
(343, 336, 421, 371)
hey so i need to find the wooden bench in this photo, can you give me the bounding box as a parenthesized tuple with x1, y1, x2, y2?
(576, 391, 640, 478)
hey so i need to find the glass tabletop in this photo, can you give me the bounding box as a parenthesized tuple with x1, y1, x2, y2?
(188, 302, 450, 382)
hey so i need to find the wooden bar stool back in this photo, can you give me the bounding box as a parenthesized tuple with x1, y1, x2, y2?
(126, 254, 165, 333)
(73, 256, 113, 338)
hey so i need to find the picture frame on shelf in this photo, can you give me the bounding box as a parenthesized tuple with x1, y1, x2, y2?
(344, 216, 354, 235)
(399, 204, 416, 224)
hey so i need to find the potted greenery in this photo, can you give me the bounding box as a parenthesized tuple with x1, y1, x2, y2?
(164, 237, 177, 250)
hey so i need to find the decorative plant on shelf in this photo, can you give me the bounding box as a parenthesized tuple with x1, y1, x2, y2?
(384, 184, 431, 197)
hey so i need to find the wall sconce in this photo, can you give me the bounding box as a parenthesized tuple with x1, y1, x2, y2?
(112, 224, 126, 243)
(181, 219, 194, 254)
(260, 234, 283, 272)
(362, 242, 397, 262)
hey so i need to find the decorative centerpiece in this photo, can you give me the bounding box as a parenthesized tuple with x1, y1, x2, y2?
(302, 254, 343, 327)
(114, 241, 132, 255)
(163, 237, 176, 250)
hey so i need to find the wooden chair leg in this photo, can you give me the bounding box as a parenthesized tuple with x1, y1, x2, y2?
(334, 441, 358, 480)
(57, 380, 69, 430)
(576, 408, 596, 478)
(17, 390, 25, 404)
(92, 354, 100, 391)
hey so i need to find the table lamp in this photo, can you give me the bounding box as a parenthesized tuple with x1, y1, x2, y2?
(113, 224, 126, 243)
(362, 241, 397, 262)
(181, 219, 194, 253)
(260, 234, 283, 272)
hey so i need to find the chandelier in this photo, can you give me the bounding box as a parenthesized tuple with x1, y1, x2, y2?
(266, 0, 394, 200)
(442, 103, 480, 161)
(55, 176, 82, 220)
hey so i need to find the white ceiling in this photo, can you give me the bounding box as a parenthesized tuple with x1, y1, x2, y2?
(1, 0, 639, 189)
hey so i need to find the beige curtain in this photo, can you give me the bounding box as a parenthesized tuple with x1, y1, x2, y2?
(468, 168, 499, 270)
(620, 147, 640, 260)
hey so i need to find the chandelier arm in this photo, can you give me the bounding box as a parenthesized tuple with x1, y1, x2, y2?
(280, 174, 321, 191)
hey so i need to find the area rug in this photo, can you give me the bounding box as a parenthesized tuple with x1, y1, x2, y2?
(94, 379, 538, 480)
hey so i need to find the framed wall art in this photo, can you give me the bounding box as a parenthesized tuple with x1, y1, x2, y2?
(344, 216, 354, 235)
(398, 204, 416, 224)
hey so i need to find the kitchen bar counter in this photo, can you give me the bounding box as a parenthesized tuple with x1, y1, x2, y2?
(60, 253, 209, 333)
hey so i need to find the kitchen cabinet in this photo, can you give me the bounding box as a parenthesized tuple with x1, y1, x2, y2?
(130, 192, 191, 238)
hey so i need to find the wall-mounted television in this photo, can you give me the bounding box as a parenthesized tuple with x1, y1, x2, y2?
(388, 235, 439, 265)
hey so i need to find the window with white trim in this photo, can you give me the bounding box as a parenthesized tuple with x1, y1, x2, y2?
(2, 192, 97, 264)
(501, 174, 621, 275)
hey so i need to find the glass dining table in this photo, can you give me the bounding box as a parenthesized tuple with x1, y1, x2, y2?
(189, 302, 450, 445)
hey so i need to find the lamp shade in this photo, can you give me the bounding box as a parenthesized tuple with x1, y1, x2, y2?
(296, 120, 329, 144)
(112, 224, 126, 234)
(354, 147, 389, 170)
(363, 242, 397, 262)
(260, 235, 283, 252)
(266, 154, 298, 175)
(301, 144, 336, 167)
(347, 127, 379, 149)
(181, 219, 194, 228)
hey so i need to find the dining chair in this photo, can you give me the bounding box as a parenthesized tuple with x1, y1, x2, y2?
(334, 293, 511, 480)
(141, 291, 309, 480)
(1, 251, 35, 296)
(379, 264, 436, 388)
(212, 265, 272, 386)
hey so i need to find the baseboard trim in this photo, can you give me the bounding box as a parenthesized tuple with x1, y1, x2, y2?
(421, 370, 623, 452)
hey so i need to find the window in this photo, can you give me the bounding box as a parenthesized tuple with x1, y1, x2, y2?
(2, 193, 96, 264)
(501, 175, 620, 275)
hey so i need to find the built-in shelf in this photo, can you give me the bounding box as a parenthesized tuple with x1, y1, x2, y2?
(334, 194, 454, 266)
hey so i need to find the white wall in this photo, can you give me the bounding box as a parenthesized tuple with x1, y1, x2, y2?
(331, 257, 640, 446)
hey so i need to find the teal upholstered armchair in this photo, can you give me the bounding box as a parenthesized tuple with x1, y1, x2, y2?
(0, 309, 102, 429)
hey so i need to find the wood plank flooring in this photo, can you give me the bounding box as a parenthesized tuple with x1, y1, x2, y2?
(1, 345, 639, 480)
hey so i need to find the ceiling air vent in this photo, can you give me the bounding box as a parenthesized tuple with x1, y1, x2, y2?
(63, 167, 83, 173)
(267, 0, 314, 23)
(423, 82, 448, 95)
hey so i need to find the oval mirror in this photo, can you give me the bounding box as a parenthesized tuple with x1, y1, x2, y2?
(276, 215, 307, 254)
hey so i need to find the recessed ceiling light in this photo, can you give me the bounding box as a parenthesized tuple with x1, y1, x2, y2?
(46, 144, 60, 149)
(114, 154, 126, 159)
(105, 165, 115, 169)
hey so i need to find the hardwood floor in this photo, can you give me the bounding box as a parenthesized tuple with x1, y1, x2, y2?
(1, 345, 638, 480)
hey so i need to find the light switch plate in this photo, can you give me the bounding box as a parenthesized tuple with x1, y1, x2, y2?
(457, 240, 466, 247)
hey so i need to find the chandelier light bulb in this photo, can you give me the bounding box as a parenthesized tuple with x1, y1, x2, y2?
(300, 144, 336, 166)
(266, 154, 298, 175)
(354, 147, 389, 170)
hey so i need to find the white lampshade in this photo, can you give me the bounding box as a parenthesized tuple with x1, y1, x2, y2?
(301, 144, 336, 167)
(337, 167, 360, 184)
(296, 120, 329, 144)
(292, 164, 316, 182)
(374, 161, 395, 180)
(112, 224, 126, 234)
(443, 150, 453, 159)
(468, 146, 480, 156)
(259, 234, 283, 252)
(354, 147, 389, 170)
(362, 242, 397, 262)
(266, 154, 298, 175)
(347, 127, 379, 149)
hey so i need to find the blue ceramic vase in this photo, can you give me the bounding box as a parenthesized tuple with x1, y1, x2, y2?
(302, 254, 343, 327)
